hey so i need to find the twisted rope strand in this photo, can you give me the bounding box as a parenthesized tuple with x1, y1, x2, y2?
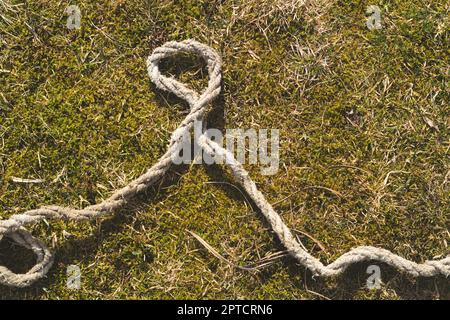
(0, 40, 448, 288)
(199, 136, 450, 278)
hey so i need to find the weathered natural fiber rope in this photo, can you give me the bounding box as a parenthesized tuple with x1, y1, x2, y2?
(0, 40, 448, 288)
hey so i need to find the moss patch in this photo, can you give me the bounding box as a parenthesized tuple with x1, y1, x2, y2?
(0, 0, 448, 299)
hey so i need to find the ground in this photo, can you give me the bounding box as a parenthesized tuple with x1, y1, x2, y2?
(0, 0, 449, 299)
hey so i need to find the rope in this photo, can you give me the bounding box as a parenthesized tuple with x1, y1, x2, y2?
(0, 40, 448, 288)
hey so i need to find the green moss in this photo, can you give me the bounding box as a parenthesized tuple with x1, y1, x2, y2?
(0, 0, 448, 299)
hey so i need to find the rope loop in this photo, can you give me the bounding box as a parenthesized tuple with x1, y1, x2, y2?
(0, 228, 54, 288)
(146, 40, 222, 109)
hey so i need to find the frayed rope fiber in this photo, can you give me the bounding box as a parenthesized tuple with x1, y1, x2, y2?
(0, 40, 448, 287)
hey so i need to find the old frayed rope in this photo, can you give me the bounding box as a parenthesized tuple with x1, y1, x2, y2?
(0, 40, 449, 287)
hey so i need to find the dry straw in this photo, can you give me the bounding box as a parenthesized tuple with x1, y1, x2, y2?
(0, 40, 448, 287)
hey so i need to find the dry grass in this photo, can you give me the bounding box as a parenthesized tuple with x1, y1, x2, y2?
(0, 0, 449, 299)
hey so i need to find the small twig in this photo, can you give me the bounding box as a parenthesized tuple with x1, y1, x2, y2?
(383, 170, 409, 186)
(293, 229, 328, 254)
(203, 181, 252, 206)
(10, 177, 44, 184)
(187, 229, 289, 271)
(305, 288, 331, 300)
(327, 164, 372, 176)
(186, 229, 256, 271)
(305, 185, 344, 198)
(52, 166, 66, 183)
(272, 189, 303, 207)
